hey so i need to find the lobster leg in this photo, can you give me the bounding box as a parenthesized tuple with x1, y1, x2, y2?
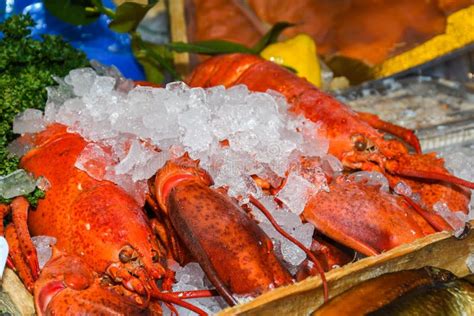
(357, 112, 422, 154)
(10, 197, 40, 279)
(0, 204, 9, 236)
(5, 224, 35, 291)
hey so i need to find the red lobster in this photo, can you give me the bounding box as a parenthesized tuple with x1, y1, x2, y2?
(3, 123, 308, 313)
(187, 53, 473, 258)
(1, 124, 210, 315)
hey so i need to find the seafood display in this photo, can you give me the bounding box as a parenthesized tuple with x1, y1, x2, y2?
(1, 53, 473, 314)
(187, 53, 473, 233)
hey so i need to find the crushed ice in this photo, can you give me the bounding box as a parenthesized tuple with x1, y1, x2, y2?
(33, 68, 328, 205)
(11, 66, 331, 269)
(166, 261, 227, 315)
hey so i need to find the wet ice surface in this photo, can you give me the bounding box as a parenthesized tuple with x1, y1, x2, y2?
(32, 236, 56, 269)
(165, 262, 228, 315)
(0, 170, 37, 199)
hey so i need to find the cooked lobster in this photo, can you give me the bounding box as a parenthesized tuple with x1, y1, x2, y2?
(2, 124, 205, 315)
(3, 123, 305, 313)
(187, 53, 473, 256)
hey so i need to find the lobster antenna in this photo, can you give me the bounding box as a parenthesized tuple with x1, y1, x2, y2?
(401, 196, 451, 232)
(249, 195, 329, 302)
(146, 271, 210, 315)
(169, 289, 219, 299)
(152, 292, 208, 316)
(394, 169, 474, 189)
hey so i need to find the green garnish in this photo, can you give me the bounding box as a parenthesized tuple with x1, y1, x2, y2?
(0, 14, 88, 206)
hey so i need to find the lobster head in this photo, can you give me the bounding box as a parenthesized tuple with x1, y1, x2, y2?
(34, 252, 151, 315)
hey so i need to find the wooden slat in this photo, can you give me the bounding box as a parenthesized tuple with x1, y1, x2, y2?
(167, 0, 191, 75)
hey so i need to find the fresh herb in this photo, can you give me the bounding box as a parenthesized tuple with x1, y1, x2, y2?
(166, 22, 294, 56)
(0, 14, 88, 206)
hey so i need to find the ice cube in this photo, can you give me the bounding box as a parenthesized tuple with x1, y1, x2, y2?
(0, 170, 37, 199)
(433, 201, 468, 235)
(75, 143, 114, 181)
(65, 68, 97, 97)
(36, 176, 51, 192)
(276, 173, 317, 215)
(7, 137, 34, 158)
(394, 181, 412, 197)
(13, 109, 46, 134)
(351, 171, 389, 192)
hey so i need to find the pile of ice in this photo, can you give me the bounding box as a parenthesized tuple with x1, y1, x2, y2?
(14, 67, 331, 206)
(12, 66, 332, 273)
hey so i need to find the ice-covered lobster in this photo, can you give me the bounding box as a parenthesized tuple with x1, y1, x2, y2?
(186, 53, 473, 259)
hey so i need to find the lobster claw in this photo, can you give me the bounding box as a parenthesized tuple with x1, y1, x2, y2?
(302, 176, 436, 257)
(35, 251, 152, 316)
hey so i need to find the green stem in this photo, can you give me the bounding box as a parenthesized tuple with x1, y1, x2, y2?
(133, 32, 181, 81)
(90, 0, 116, 19)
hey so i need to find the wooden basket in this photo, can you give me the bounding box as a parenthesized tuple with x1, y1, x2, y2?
(220, 222, 474, 315)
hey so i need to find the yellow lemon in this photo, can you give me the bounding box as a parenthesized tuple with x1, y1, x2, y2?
(260, 34, 321, 87)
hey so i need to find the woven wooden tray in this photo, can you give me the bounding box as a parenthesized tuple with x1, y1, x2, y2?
(220, 221, 474, 315)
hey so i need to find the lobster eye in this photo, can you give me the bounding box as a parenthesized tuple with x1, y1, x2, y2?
(352, 135, 367, 151)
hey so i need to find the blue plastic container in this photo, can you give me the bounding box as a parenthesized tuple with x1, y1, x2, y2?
(1, 0, 145, 80)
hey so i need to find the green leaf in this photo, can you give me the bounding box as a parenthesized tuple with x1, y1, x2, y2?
(43, 0, 101, 25)
(143, 42, 181, 81)
(131, 36, 164, 84)
(251, 22, 294, 53)
(109, 1, 158, 33)
(167, 40, 254, 55)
